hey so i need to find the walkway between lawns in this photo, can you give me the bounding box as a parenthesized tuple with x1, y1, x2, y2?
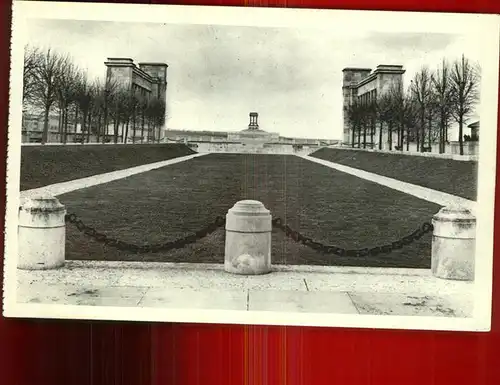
(301, 155, 476, 212)
(20, 153, 206, 199)
(56, 153, 441, 268)
(310, 148, 478, 200)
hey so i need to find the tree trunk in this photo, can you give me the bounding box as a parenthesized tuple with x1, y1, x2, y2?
(75, 107, 80, 137)
(445, 121, 448, 145)
(357, 123, 361, 148)
(141, 113, 145, 143)
(439, 114, 445, 154)
(96, 113, 101, 143)
(132, 111, 136, 143)
(406, 126, 410, 151)
(370, 117, 375, 148)
(113, 119, 119, 144)
(351, 123, 356, 148)
(378, 121, 383, 150)
(388, 122, 393, 151)
(399, 124, 404, 149)
(65, 106, 70, 144)
(459, 115, 464, 155)
(420, 114, 425, 152)
(42, 105, 50, 144)
(58, 107, 63, 140)
(124, 120, 130, 144)
(86, 112, 92, 143)
(428, 115, 432, 149)
(416, 123, 420, 153)
(363, 121, 367, 149)
(103, 103, 108, 144)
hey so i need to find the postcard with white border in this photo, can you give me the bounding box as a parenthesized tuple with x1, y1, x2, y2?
(3, 0, 499, 331)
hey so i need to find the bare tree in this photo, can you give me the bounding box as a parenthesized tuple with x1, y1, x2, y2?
(345, 100, 363, 148)
(374, 93, 390, 150)
(386, 81, 409, 150)
(74, 73, 98, 143)
(23, 45, 41, 106)
(431, 60, 454, 153)
(129, 93, 140, 143)
(403, 92, 418, 151)
(410, 67, 433, 152)
(99, 77, 119, 143)
(138, 94, 149, 143)
(450, 55, 481, 155)
(54, 57, 79, 143)
(31, 48, 66, 144)
(147, 96, 166, 143)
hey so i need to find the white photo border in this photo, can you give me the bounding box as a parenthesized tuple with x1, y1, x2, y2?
(3, 1, 500, 331)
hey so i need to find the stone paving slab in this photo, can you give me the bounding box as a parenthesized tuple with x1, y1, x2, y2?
(248, 290, 359, 314)
(349, 292, 473, 318)
(17, 282, 148, 307)
(138, 288, 247, 311)
(16, 261, 473, 317)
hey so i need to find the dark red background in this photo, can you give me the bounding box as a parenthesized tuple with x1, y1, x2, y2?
(1, 1, 499, 384)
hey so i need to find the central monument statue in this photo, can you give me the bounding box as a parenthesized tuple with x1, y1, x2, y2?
(248, 112, 259, 130)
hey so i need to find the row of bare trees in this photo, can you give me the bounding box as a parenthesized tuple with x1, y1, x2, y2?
(23, 45, 166, 144)
(345, 55, 480, 155)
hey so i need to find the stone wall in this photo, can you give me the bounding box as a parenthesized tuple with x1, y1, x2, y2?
(106, 66, 132, 89)
(334, 144, 478, 162)
(194, 141, 319, 155)
(131, 70, 152, 92)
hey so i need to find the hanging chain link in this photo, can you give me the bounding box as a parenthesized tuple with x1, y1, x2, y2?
(270, 217, 433, 257)
(66, 212, 433, 257)
(65, 213, 226, 254)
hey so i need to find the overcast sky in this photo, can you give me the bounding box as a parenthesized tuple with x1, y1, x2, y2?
(25, 19, 480, 139)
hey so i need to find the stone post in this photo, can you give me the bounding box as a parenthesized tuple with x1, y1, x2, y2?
(431, 206, 476, 281)
(224, 200, 272, 275)
(18, 195, 66, 270)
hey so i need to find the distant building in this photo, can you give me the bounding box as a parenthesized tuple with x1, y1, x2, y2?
(22, 58, 170, 144)
(342, 65, 406, 147)
(22, 113, 79, 143)
(468, 121, 479, 139)
(105, 58, 168, 103)
(104, 58, 169, 142)
(164, 112, 339, 154)
(341, 65, 479, 156)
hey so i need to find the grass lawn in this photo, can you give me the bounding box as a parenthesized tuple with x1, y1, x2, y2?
(58, 154, 441, 268)
(20, 143, 195, 191)
(310, 148, 478, 200)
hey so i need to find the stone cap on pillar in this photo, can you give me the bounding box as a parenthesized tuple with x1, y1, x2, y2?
(226, 200, 271, 232)
(229, 200, 270, 215)
(19, 195, 66, 227)
(433, 206, 476, 223)
(432, 206, 476, 239)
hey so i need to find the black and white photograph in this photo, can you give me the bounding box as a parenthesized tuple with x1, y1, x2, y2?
(3, 1, 499, 330)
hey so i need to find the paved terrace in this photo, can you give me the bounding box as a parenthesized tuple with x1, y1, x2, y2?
(17, 261, 474, 317)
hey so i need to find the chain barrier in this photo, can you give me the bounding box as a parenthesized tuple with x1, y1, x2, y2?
(65, 212, 433, 257)
(271, 218, 433, 258)
(65, 212, 226, 254)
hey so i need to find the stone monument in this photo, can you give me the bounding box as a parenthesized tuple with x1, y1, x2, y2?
(227, 112, 279, 151)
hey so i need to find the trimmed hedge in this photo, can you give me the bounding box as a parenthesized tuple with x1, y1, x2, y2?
(20, 144, 195, 190)
(310, 148, 477, 200)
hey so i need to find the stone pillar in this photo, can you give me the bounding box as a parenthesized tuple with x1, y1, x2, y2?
(18, 195, 66, 270)
(224, 200, 272, 275)
(431, 206, 476, 281)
